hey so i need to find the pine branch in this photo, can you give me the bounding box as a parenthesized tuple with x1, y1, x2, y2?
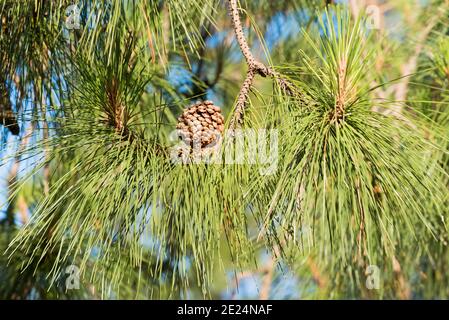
(226, 0, 301, 130)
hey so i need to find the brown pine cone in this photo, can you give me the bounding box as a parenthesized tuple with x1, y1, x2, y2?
(176, 100, 225, 150)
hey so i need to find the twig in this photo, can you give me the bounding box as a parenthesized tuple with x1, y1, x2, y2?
(389, 15, 439, 117)
(5, 125, 34, 225)
(392, 256, 411, 300)
(226, 0, 300, 130)
(230, 270, 255, 299)
(34, 80, 50, 196)
(306, 256, 328, 290)
(230, 256, 276, 300)
(350, 1, 445, 119)
(259, 255, 275, 300)
(17, 195, 29, 225)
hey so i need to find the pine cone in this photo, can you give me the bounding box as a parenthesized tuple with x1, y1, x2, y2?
(176, 100, 225, 150)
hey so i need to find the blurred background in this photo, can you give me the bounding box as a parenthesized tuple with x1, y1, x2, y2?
(1, 0, 448, 299)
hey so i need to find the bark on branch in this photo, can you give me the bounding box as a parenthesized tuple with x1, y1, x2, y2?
(226, 0, 300, 130)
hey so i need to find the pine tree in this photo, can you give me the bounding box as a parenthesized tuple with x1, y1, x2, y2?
(0, 0, 448, 299)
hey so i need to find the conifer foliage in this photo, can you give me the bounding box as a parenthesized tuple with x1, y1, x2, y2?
(0, 0, 448, 299)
